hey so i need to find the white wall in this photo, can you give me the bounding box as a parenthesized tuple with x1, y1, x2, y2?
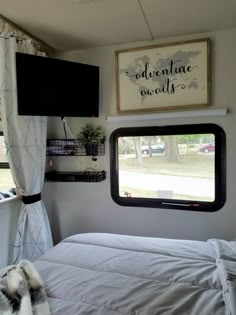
(42, 29, 236, 244)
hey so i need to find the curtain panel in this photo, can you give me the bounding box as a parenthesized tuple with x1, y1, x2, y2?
(0, 32, 53, 262)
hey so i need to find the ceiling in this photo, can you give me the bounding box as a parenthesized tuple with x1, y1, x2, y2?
(0, 0, 235, 51)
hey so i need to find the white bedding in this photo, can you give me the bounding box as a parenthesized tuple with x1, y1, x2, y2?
(34, 233, 236, 314)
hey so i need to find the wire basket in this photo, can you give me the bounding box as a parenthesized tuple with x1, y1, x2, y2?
(47, 139, 105, 156)
(45, 171, 106, 182)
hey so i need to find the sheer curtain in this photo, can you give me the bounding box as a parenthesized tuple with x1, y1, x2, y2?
(0, 22, 53, 263)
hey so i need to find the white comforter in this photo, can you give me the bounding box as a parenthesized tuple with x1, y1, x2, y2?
(35, 233, 236, 314)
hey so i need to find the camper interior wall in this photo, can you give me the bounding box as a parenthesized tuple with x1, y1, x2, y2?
(42, 28, 235, 244)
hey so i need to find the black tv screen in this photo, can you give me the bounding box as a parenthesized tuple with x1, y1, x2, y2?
(15, 52, 99, 117)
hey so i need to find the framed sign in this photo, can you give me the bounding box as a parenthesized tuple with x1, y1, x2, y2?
(115, 38, 210, 113)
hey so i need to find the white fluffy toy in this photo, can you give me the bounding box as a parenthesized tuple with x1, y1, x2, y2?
(0, 260, 50, 315)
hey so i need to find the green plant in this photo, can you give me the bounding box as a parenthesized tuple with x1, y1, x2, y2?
(78, 123, 106, 143)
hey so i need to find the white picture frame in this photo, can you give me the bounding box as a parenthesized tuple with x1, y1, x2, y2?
(115, 38, 210, 113)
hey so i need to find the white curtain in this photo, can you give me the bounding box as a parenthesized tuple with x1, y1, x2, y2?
(0, 32, 53, 262)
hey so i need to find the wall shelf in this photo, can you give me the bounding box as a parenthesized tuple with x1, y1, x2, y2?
(46, 139, 106, 182)
(47, 139, 105, 156)
(45, 171, 106, 182)
(106, 108, 229, 123)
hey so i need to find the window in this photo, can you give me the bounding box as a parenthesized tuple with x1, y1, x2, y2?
(110, 124, 226, 212)
(0, 131, 15, 191)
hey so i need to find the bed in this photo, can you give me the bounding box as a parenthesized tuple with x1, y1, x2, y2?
(34, 233, 236, 314)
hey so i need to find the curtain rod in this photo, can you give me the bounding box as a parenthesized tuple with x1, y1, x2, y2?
(0, 13, 55, 54)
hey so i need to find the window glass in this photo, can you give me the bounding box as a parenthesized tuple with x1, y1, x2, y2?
(0, 134, 15, 191)
(0, 134, 8, 163)
(110, 124, 226, 212)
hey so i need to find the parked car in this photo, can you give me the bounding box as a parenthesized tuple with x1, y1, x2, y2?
(199, 143, 215, 153)
(141, 144, 165, 155)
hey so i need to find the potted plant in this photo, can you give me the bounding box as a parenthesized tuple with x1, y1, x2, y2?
(78, 123, 106, 156)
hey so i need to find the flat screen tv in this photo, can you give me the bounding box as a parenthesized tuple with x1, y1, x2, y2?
(15, 52, 99, 117)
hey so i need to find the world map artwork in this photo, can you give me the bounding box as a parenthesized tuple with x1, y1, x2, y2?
(120, 51, 201, 104)
(117, 41, 209, 112)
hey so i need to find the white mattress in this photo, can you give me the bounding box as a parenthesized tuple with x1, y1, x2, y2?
(35, 233, 236, 314)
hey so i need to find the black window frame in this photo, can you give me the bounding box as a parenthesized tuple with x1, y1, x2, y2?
(0, 131, 10, 169)
(110, 123, 226, 212)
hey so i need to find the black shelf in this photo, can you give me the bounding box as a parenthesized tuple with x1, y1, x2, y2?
(45, 171, 106, 182)
(47, 139, 105, 156)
